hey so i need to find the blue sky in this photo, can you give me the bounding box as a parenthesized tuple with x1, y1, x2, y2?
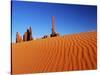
(12, 1, 97, 42)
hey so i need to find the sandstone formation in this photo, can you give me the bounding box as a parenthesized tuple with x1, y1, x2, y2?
(29, 27, 33, 40)
(50, 16, 60, 37)
(16, 32, 23, 43)
(16, 26, 33, 43)
(23, 27, 33, 41)
(42, 35, 49, 39)
(23, 32, 27, 41)
(15, 16, 59, 43)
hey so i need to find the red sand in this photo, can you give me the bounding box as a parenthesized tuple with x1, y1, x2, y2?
(12, 31, 97, 74)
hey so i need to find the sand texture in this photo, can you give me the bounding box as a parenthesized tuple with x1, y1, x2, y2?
(12, 31, 97, 74)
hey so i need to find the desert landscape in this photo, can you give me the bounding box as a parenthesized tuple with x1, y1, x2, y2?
(11, 2, 97, 74)
(12, 31, 97, 74)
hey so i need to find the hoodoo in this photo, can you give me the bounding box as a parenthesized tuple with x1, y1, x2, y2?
(50, 16, 59, 37)
(15, 16, 60, 43)
(23, 26, 33, 41)
(16, 32, 23, 43)
(16, 26, 33, 43)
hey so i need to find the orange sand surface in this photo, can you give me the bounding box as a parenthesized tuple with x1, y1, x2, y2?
(12, 31, 97, 74)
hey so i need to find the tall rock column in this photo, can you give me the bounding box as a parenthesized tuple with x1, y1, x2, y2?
(52, 16, 55, 34)
(50, 16, 60, 37)
(16, 32, 22, 43)
(23, 32, 27, 41)
(29, 26, 33, 40)
(23, 26, 33, 42)
(27, 29, 30, 41)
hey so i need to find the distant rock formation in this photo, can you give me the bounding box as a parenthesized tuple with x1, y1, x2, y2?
(15, 16, 60, 43)
(16, 26, 33, 43)
(42, 35, 49, 39)
(50, 32, 60, 37)
(29, 27, 33, 40)
(50, 16, 60, 37)
(16, 32, 23, 43)
(23, 26, 33, 41)
(23, 32, 27, 41)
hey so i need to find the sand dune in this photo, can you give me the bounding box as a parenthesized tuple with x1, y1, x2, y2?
(12, 31, 97, 74)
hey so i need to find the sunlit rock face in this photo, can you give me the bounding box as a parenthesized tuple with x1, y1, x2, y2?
(23, 27, 33, 42)
(16, 32, 23, 43)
